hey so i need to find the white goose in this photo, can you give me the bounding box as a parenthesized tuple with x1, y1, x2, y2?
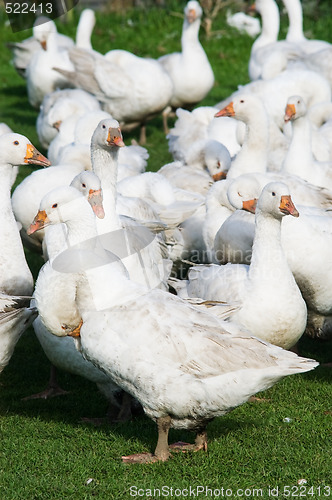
(158, 0, 214, 131)
(89, 118, 170, 290)
(282, 0, 331, 53)
(25, 173, 135, 418)
(176, 182, 307, 350)
(215, 96, 332, 210)
(47, 109, 112, 164)
(0, 133, 50, 372)
(7, 17, 74, 79)
(215, 67, 331, 135)
(2, 134, 50, 294)
(26, 30, 75, 109)
(282, 95, 332, 189)
(26, 184, 318, 462)
(36, 88, 101, 149)
(12, 143, 91, 251)
(202, 179, 236, 263)
(55, 43, 173, 143)
(0, 294, 37, 374)
(214, 174, 332, 341)
(248, 0, 305, 80)
(167, 106, 241, 170)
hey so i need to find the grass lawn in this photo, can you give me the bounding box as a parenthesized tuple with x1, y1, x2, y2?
(0, 1, 331, 498)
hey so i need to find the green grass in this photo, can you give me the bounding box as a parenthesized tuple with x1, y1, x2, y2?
(0, 2, 331, 498)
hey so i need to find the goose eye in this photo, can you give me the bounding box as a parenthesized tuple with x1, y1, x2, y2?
(102, 124, 106, 129)
(240, 100, 244, 103)
(13, 140, 19, 145)
(52, 203, 58, 208)
(82, 183, 86, 188)
(272, 192, 276, 197)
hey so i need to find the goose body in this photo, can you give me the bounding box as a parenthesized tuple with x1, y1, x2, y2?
(90, 119, 170, 290)
(28, 188, 316, 462)
(177, 182, 307, 350)
(29, 174, 128, 410)
(214, 174, 332, 340)
(54, 47, 173, 141)
(27, 184, 318, 462)
(158, 1, 214, 110)
(0, 133, 50, 372)
(36, 88, 101, 149)
(249, 0, 305, 80)
(7, 17, 74, 78)
(26, 31, 75, 109)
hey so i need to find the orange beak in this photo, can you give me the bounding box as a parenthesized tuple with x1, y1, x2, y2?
(40, 40, 47, 50)
(215, 102, 235, 118)
(88, 188, 105, 219)
(212, 171, 227, 182)
(27, 210, 49, 235)
(186, 8, 197, 23)
(284, 103, 296, 123)
(107, 128, 125, 147)
(67, 319, 83, 338)
(24, 144, 51, 167)
(279, 195, 299, 217)
(242, 198, 258, 213)
(53, 120, 62, 131)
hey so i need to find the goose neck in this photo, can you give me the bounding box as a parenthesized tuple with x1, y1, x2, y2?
(65, 215, 97, 248)
(182, 18, 201, 50)
(0, 164, 17, 220)
(248, 210, 286, 282)
(253, 0, 279, 51)
(283, 115, 313, 176)
(283, 0, 306, 42)
(91, 144, 119, 227)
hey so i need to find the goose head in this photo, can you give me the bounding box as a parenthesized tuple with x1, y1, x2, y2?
(185, 1, 203, 24)
(204, 140, 231, 181)
(27, 178, 104, 235)
(214, 95, 265, 124)
(284, 95, 307, 123)
(33, 18, 57, 50)
(227, 174, 262, 212)
(91, 118, 125, 151)
(256, 182, 299, 219)
(70, 171, 105, 219)
(0, 133, 51, 168)
(27, 187, 88, 235)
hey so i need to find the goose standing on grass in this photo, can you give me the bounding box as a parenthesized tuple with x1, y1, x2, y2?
(0, 133, 50, 373)
(26, 173, 136, 420)
(54, 44, 174, 144)
(175, 182, 307, 350)
(26, 30, 75, 109)
(158, 0, 214, 132)
(27, 185, 318, 463)
(7, 17, 74, 78)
